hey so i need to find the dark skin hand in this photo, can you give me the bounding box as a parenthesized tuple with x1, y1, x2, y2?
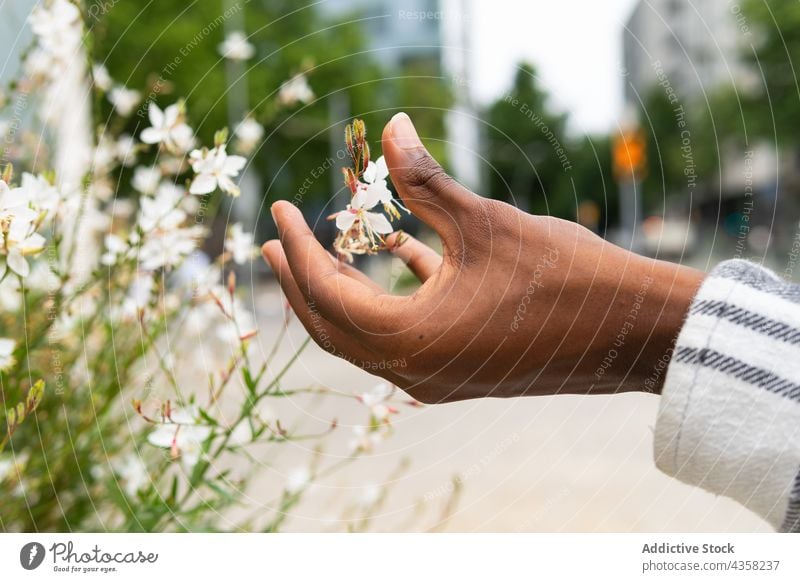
(261, 113, 706, 404)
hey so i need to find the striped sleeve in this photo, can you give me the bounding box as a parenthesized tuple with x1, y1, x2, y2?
(654, 259, 800, 532)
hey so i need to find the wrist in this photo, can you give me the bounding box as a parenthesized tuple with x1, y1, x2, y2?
(630, 258, 705, 394)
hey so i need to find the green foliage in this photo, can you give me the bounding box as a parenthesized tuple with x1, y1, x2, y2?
(485, 62, 616, 225)
(568, 135, 616, 232)
(486, 63, 568, 214)
(92, 2, 452, 211)
(741, 0, 800, 143)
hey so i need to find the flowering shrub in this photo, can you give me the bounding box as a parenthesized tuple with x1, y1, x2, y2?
(0, 0, 416, 532)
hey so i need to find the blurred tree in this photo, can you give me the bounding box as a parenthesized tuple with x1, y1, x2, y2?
(569, 134, 617, 233)
(741, 0, 800, 143)
(485, 62, 572, 217)
(637, 86, 729, 216)
(639, 87, 690, 212)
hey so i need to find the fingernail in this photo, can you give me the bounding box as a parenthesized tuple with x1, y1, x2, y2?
(270, 202, 278, 223)
(390, 112, 423, 150)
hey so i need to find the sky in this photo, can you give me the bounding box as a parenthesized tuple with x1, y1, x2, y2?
(469, 0, 640, 135)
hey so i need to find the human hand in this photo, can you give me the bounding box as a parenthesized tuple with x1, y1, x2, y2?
(261, 113, 705, 403)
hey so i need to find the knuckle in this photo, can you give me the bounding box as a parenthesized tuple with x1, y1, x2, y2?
(470, 199, 519, 243)
(404, 154, 454, 199)
(279, 225, 311, 251)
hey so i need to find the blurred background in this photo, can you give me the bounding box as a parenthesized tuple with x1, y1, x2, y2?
(3, 0, 797, 531)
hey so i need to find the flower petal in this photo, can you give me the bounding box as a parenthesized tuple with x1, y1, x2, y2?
(147, 102, 164, 129)
(362, 160, 377, 184)
(223, 155, 247, 176)
(7, 249, 29, 277)
(163, 104, 180, 127)
(147, 426, 176, 448)
(189, 174, 217, 195)
(335, 210, 358, 232)
(139, 127, 161, 144)
(374, 156, 389, 181)
(366, 181, 392, 205)
(217, 175, 240, 197)
(364, 211, 393, 235)
(20, 232, 46, 253)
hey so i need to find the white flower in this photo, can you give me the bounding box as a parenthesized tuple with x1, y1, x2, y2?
(19, 173, 60, 215)
(218, 31, 255, 61)
(28, 0, 81, 54)
(278, 73, 314, 106)
(100, 234, 127, 266)
(116, 134, 138, 167)
(224, 223, 255, 265)
(333, 188, 394, 241)
(138, 182, 187, 232)
(348, 425, 384, 454)
(285, 466, 311, 494)
(0, 180, 46, 277)
(356, 383, 397, 422)
(139, 225, 204, 271)
(114, 454, 148, 496)
(358, 382, 393, 407)
(362, 156, 407, 219)
(0, 338, 15, 371)
(147, 407, 212, 471)
(233, 117, 264, 154)
(188, 145, 246, 197)
(92, 134, 118, 173)
(92, 63, 112, 91)
(120, 271, 153, 318)
(109, 86, 141, 117)
(371, 404, 394, 421)
(131, 166, 161, 195)
(140, 102, 194, 153)
(24, 49, 55, 80)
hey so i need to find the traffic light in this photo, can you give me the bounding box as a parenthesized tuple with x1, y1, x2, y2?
(613, 129, 647, 182)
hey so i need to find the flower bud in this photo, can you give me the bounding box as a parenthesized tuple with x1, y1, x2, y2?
(342, 167, 358, 194)
(6, 407, 16, 431)
(345, 124, 354, 157)
(25, 380, 45, 412)
(227, 270, 236, 297)
(214, 127, 229, 148)
(362, 142, 370, 169)
(2, 163, 13, 183)
(353, 119, 366, 147)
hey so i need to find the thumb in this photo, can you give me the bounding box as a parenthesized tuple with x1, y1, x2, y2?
(381, 112, 479, 251)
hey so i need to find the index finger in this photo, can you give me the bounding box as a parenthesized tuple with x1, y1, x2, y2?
(270, 200, 395, 337)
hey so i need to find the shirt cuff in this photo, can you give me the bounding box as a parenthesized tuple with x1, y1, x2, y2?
(653, 259, 800, 531)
